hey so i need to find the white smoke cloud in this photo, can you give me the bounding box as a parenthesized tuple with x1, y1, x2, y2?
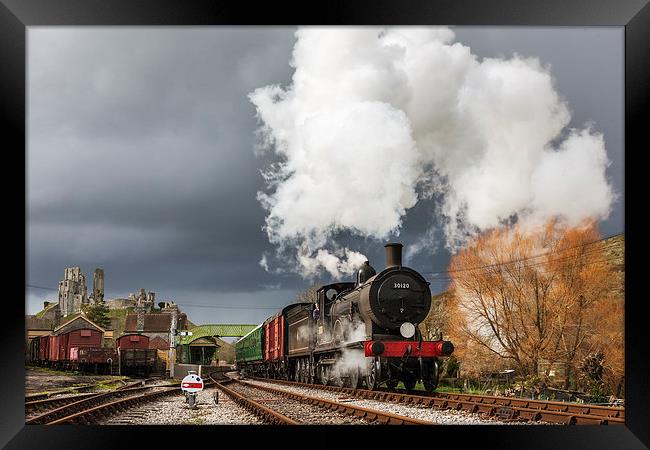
(250, 27, 614, 274)
(331, 348, 368, 381)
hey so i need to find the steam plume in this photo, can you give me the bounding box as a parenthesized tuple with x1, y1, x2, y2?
(250, 27, 614, 276)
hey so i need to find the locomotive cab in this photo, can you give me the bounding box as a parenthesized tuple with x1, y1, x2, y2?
(314, 282, 355, 348)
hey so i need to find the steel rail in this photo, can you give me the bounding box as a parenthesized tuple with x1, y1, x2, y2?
(46, 387, 180, 425)
(26, 392, 99, 416)
(25, 382, 108, 402)
(26, 382, 181, 425)
(212, 377, 299, 425)
(236, 379, 438, 425)
(25, 379, 179, 417)
(437, 391, 624, 421)
(41, 381, 214, 425)
(248, 377, 624, 425)
(24, 376, 150, 403)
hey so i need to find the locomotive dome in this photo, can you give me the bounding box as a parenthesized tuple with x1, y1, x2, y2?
(356, 261, 377, 285)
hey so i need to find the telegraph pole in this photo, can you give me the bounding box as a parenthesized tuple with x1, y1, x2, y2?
(169, 305, 178, 378)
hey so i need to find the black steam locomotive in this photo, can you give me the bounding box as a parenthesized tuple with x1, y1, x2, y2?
(311, 243, 454, 392)
(237, 242, 454, 393)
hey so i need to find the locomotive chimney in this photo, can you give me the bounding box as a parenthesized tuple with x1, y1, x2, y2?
(384, 243, 403, 268)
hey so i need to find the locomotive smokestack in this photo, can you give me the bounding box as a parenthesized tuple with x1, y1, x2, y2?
(384, 243, 403, 268)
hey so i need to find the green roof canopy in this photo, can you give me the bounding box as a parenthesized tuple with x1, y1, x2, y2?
(178, 324, 258, 344)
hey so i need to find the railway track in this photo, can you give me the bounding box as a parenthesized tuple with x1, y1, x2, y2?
(25, 377, 175, 418)
(214, 377, 448, 425)
(249, 377, 624, 425)
(26, 379, 183, 424)
(25, 381, 121, 402)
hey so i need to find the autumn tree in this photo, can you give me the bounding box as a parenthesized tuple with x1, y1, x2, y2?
(420, 292, 452, 341)
(544, 224, 618, 389)
(447, 220, 621, 392)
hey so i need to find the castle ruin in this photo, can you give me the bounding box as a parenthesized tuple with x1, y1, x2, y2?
(58, 267, 89, 317)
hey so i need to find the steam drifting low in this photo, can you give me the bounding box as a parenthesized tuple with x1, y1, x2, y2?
(250, 27, 614, 277)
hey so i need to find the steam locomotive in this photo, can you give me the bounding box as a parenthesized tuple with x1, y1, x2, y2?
(236, 243, 454, 393)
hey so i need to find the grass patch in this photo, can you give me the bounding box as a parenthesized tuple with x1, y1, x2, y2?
(35, 303, 57, 318)
(108, 309, 129, 319)
(26, 365, 74, 376)
(390, 380, 484, 395)
(394, 381, 426, 391)
(186, 417, 206, 425)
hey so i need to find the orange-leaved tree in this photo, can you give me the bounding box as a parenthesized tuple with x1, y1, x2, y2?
(447, 220, 622, 392)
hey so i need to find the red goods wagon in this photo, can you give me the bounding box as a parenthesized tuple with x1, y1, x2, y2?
(116, 333, 150, 350)
(39, 336, 50, 361)
(264, 313, 284, 362)
(58, 334, 69, 361)
(67, 329, 103, 350)
(75, 347, 118, 364)
(48, 335, 61, 361)
(47, 334, 68, 362)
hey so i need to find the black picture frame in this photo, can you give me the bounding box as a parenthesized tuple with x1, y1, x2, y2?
(2, 1, 648, 448)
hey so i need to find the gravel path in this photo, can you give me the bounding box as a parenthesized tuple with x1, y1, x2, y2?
(227, 383, 375, 425)
(100, 388, 262, 425)
(246, 380, 536, 425)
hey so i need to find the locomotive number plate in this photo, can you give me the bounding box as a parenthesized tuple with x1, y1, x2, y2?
(393, 283, 410, 289)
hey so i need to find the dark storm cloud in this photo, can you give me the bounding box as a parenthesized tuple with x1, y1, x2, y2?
(27, 28, 304, 317)
(27, 27, 624, 321)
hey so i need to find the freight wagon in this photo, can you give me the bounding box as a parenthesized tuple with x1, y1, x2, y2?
(28, 316, 164, 376)
(116, 333, 150, 350)
(69, 347, 118, 374)
(119, 348, 163, 377)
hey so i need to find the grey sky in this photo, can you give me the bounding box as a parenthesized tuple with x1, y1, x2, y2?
(26, 27, 624, 325)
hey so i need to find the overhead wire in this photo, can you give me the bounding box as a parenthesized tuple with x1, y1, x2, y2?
(417, 233, 623, 279)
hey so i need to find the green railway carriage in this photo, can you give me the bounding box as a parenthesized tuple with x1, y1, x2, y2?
(235, 323, 264, 376)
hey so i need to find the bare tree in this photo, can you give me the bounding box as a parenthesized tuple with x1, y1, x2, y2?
(447, 220, 620, 387)
(294, 283, 321, 303)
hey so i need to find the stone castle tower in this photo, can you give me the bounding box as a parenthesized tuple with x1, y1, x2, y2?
(58, 267, 88, 317)
(92, 268, 105, 303)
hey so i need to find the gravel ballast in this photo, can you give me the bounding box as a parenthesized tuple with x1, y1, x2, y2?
(100, 388, 263, 425)
(227, 382, 375, 425)
(246, 380, 538, 425)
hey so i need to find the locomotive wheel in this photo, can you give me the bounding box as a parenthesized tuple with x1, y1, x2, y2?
(333, 369, 344, 387)
(366, 358, 380, 390)
(386, 379, 398, 390)
(294, 363, 299, 382)
(322, 366, 331, 385)
(403, 377, 417, 392)
(347, 368, 360, 389)
(423, 359, 440, 393)
(308, 363, 314, 384)
(423, 377, 438, 393)
(299, 360, 306, 383)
